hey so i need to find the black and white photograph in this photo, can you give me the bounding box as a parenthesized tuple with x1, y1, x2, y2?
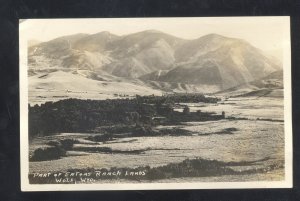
(19, 17, 292, 191)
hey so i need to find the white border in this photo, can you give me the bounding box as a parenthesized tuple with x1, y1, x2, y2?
(19, 17, 292, 191)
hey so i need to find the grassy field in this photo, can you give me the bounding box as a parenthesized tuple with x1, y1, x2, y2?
(29, 96, 284, 182)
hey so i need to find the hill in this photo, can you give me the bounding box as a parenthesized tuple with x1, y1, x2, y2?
(214, 70, 283, 97)
(156, 34, 280, 89)
(28, 31, 282, 95)
(28, 70, 162, 105)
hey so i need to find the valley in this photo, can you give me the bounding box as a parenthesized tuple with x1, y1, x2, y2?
(28, 96, 284, 183)
(27, 30, 285, 184)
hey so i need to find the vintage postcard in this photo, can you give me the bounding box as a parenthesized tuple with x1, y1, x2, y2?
(20, 17, 292, 191)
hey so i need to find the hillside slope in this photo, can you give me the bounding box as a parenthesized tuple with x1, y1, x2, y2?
(28, 31, 282, 94)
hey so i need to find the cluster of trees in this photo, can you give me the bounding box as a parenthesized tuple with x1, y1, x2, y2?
(30, 139, 80, 161)
(29, 98, 149, 138)
(136, 93, 219, 104)
(29, 94, 220, 138)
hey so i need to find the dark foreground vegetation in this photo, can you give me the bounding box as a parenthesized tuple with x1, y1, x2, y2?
(29, 157, 283, 184)
(29, 94, 221, 138)
(30, 139, 80, 161)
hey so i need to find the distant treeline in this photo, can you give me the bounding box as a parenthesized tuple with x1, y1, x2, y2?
(136, 94, 219, 104)
(29, 94, 220, 138)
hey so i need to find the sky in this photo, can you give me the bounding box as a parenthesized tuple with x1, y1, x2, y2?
(20, 17, 290, 53)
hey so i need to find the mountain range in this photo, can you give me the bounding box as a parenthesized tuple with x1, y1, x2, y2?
(28, 30, 282, 99)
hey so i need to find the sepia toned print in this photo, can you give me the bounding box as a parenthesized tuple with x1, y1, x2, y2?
(20, 17, 292, 191)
